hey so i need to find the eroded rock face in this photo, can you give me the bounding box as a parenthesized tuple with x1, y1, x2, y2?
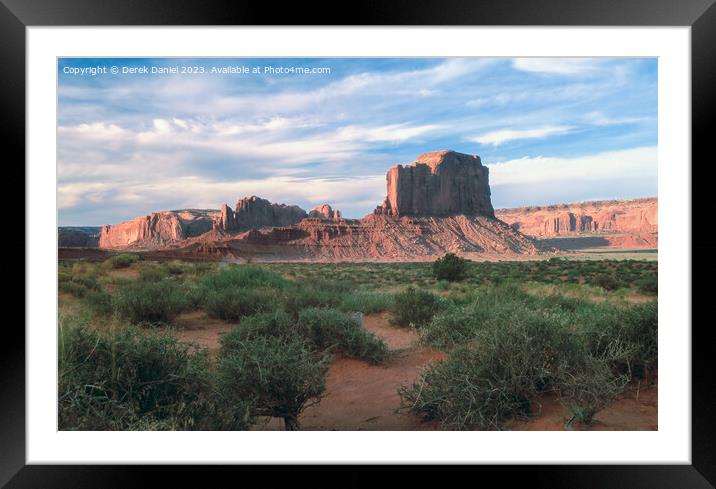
(495, 198, 658, 237)
(374, 150, 495, 218)
(232, 196, 307, 231)
(99, 209, 219, 249)
(308, 203, 342, 221)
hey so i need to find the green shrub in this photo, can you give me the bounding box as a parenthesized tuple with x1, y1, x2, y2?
(420, 306, 479, 349)
(579, 301, 657, 379)
(220, 310, 302, 348)
(59, 281, 89, 298)
(83, 289, 114, 316)
(432, 253, 469, 282)
(107, 253, 141, 269)
(339, 290, 394, 314)
(634, 274, 658, 294)
(390, 287, 447, 328)
(402, 304, 579, 429)
(297, 308, 388, 363)
(592, 274, 620, 291)
(138, 264, 170, 282)
(204, 287, 279, 321)
(114, 280, 189, 324)
(218, 335, 329, 430)
(201, 266, 289, 291)
(280, 279, 349, 317)
(559, 357, 630, 428)
(223, 308, 388, 364)
(58, 319, 248, 430)
(399, 347, 531, 430)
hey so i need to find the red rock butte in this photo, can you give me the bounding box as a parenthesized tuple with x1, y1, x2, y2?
(85, 149, 656, 261)
(375, 150, 495, 218)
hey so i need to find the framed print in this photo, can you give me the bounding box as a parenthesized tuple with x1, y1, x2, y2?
(5, 0, 715, 486)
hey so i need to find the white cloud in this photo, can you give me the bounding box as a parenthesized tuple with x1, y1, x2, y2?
(57, 122, 129, 140)
(335, 123, 442, 143)
(582, 111, 652, 126)
(512, 58, 601, 75)
(487, 146, 657, 186)
(471, 125, 574, 146)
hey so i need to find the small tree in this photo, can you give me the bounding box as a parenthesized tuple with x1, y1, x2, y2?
(432, 253, 469, 282)
(218, 335, 329, 430)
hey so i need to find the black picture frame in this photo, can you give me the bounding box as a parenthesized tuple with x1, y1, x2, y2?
(5, 0, 715, 487)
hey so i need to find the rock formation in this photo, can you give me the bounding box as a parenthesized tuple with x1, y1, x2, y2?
(374, 150, 495, 218)
(495, 198, 658, 249)
(99, 209, 219, 249)
(308, 203, 342, 221)
(495, 198, 657, 236)
(231, 196, 307, 231)
(200, 213, 538, 262)
(95, 150, 543, 259)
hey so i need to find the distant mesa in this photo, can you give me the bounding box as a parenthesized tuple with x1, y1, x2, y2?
(375, 150, 495, 218)
(495, 197, 658, 236)
(78, 149, 656, 260)
(98, 209, 218, 249)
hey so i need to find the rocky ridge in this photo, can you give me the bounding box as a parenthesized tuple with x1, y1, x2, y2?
(495, 197, 658, 249)
(94, 149, 540, 259)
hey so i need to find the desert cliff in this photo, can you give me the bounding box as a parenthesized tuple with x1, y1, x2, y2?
(496, 197, 657, 249)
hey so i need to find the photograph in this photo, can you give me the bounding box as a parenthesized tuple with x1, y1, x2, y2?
(56, 56, 659, 432)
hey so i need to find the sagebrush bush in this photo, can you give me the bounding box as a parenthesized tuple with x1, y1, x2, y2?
(204, 287, 279, 321)
(390, 287, 447, 328)
(137, 264, 170, 282)
(82, 289, 114, 316)
(558, 356, 630, 428)
(297, 308, 388, 363)
(218, 334, 329, 430)
(339, 290, 394, 314)
(280, 279, 349, 317)
(201, 266, 289, 291)
(403, 283, 657, 429)
(592, 274, 621, 291)
(58, 319, 250, 430)
(222, 308, 389, 364)
(114, 280, 189, 324)
(402, 307, 577, 429)
(420, 305, 480, 349)
(399, 346, 531, 430)
(59, 281, 89, 298)
(107, 253, 141, 269)
(579, 301, 657, 379)
(432, 253, 469, 282)
(634, 274, 658, 294)
(220, 310, 301, 348)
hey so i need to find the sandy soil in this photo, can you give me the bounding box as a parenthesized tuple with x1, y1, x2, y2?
(253, 314, 445, 431)
(172, 311, 235, 354)
(510, 383, 657, 431)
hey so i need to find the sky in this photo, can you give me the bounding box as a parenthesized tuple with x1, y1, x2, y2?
(57, 57, 657, 226)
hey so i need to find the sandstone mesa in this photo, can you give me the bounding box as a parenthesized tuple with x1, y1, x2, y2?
(65, 150, 656, 261)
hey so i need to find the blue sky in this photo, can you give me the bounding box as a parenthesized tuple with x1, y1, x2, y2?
(58, 57, 657, 226)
